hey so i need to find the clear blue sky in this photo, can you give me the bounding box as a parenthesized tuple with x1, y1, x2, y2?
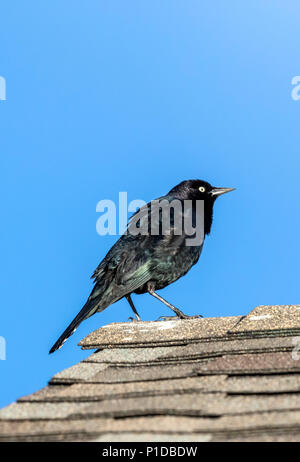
(1, 1, 300, 408)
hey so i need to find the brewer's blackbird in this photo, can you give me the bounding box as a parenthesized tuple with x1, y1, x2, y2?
(49, 179, 234, 353)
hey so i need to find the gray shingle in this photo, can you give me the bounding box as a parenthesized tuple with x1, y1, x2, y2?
(9, 391, 300, 421)
(50, 362, 108, 384)
(196, 351, 300, 375)
(0, 393, 225, 420)
(79, 316, 242, 349)
(214, 431, 300, 442)
(223, 374, 300, 394)
(19, 376, 228, 402)
(85, 347, 174, 364)
(50, 362, 199, 385)
(18, 385, 69, 402)
(91, 433, 212, 442)
(0, 402, 91, 420)
(66, 392, 300, 419)
(19, 374, 300, 403)
(85, 336, 295, 365)
(1, 411, 300, 441)
(229, 305, 300, 336)
(2, 305, 300, 442)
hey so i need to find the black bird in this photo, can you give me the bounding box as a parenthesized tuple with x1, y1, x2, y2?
(49, 179, 234, 353)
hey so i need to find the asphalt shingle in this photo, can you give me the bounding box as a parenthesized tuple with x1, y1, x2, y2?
(18, 374, 300, 403)
(229, 305, 300, 336)
(1, 411, 300, 442)
(2, 305, 300, 442)
(19, 376, 228, 402)
(84, 336, 295, 365)
(50, 362, 200, 385)
(79, 316, 241, 349)
(196, 351, 300, 375)
(5, 392, 300, 421)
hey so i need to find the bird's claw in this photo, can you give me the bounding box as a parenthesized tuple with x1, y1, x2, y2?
(156, 316, 180, 321)
(156, 314, 203, 321)
(128, 316, 141, 322)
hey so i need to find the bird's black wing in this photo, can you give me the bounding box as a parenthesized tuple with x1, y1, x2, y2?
(49, 194, 204, 353)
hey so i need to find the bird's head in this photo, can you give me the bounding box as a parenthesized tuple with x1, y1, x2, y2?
(169, 180, 235, 235)
(169, 179, 235, 202)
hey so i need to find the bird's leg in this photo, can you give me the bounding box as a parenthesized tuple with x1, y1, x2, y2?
(126, 294, 142, 322)
(147, 283, 202, 320)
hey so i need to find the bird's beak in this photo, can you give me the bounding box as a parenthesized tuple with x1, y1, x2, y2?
(210, 187, 236, 197)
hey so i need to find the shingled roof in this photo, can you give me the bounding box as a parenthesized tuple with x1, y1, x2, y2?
(1, 305, 300, 442)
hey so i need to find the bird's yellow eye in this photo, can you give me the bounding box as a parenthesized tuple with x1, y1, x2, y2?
(199, 186, 206, 193)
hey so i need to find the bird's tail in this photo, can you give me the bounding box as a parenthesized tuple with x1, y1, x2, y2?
(49, 297, 100, 354)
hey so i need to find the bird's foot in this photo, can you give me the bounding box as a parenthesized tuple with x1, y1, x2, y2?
(156, 314, 203, 321)
(128, 316, 142, 322)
